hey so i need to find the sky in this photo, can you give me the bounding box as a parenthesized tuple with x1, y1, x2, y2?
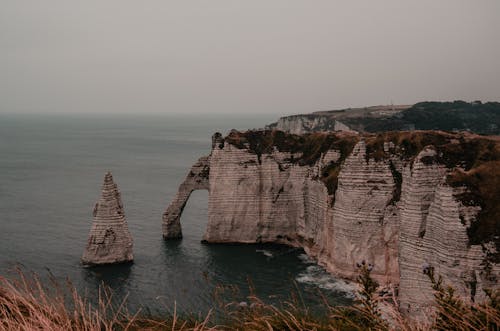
(1, 1, 499, 116)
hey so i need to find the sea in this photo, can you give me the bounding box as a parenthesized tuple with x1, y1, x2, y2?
(0, 113, 354, 314)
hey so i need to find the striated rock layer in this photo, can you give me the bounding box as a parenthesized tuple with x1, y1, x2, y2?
(269, 114, 356, 135)
(162, 130, 499, 316)
(398, 148, 499, 315)
(82, 172, 133, 266)
(163, 156, 210, 239)
(266, 104, 410, 134)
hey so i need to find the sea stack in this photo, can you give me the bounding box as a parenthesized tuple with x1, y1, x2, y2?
(82, 172, 133, 266)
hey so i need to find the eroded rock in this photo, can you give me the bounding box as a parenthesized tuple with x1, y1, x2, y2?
(82, 172, 133, 266)
(162, 130, 499, 317)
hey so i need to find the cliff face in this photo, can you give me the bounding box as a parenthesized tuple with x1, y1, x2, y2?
(270, 115, 355, 135)
(82, 172, 134, 266)
(162, 130, 499, 313)
(398, 148, 499, 315)
(317, 140, 400, 283)
(267, 105, 409, 134)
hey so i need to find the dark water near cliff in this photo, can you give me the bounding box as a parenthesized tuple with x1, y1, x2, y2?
(0, 113, 353, 313)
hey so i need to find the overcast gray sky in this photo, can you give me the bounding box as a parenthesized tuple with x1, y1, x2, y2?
(1, 1, 499, 115)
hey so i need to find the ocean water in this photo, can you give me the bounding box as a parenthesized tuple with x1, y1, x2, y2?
(0, 113, 353, 314)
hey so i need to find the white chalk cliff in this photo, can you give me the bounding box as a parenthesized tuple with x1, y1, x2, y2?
(82, 172, 134, 266)
(162, 130, 499, 315)
(269, 115, 354, 135)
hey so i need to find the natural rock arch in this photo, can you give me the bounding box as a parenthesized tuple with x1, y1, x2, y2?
(162, 156, 210, 239)
(162, 129, 500, 320)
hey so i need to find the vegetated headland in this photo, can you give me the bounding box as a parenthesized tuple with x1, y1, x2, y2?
(2, 100, 499, 330)
(268, 100, 500, 135)
(162, 100, 499, 326)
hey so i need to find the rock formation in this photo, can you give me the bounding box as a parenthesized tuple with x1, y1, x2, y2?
(162, 129, 499, 317)
(162, 156, 210, 239)
(82, 172, 133, 266)
(398, 148, 498, 315)
(266, 105, 409, 134)
(269, 114, 356, 135)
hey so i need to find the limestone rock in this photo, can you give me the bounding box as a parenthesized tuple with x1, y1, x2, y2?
(162, 130, 499, 315)
(162, 156, 210, 239)
(265, 104, 411, 134)
(163, 133, 399, 284)
(398, 149, 499, 317)
(82, 172, 133, 266)
(205, 144, 307, 244)
(319, 140, 399, 283)
(270, 115, 355, 135)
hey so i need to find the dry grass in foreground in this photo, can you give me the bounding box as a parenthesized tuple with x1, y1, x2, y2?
(0, 264, 498, 331)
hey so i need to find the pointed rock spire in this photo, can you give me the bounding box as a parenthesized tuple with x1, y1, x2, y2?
(82, 172, 133, 266)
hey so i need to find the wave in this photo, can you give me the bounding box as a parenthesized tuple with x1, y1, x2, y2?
(296, 255, 356, 298)
(255, 249, 274, 258)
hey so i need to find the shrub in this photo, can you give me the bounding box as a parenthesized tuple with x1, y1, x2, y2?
(424, 265, 500, 331)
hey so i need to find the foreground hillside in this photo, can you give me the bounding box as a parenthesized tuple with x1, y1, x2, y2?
(1, 266, 498, 330)
(268, 101, 500, 135)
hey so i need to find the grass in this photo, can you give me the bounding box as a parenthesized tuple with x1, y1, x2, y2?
(224, 130, 359, 166)
(0, 270, 214, 331)
(1, 266, 499, 330)
(423, 265, 500, 331)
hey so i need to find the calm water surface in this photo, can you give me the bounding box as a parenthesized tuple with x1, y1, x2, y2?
(0, 113, 353, 313)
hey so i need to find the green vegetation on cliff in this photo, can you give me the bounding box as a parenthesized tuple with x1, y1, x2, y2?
(225, 130, 359, 197)
(224, 129, 359, 166)
(269, 101, 500, 135)
(363, 131, 500, 256)
(344, 101, 500, 135)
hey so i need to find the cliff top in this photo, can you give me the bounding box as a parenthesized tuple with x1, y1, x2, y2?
(268, 100, 500, 135)
(224, 129, 499, 165)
